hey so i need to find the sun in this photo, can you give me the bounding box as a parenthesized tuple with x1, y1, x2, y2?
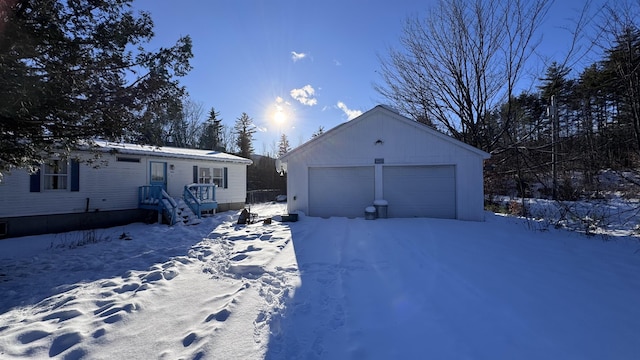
(273, 106, 286, 124)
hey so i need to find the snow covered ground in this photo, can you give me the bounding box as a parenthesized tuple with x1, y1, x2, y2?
(1, 203, 639, 359)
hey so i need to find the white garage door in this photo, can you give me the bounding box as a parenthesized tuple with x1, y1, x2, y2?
(383, 165, 456, 218)
(309, 167, 374, 218)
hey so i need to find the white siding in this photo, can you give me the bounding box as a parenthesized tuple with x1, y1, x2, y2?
(283, 106, 489, 221)
(0, 152, 248, 218)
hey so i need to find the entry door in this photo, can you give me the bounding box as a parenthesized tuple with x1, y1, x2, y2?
(150, 161, 167, 191)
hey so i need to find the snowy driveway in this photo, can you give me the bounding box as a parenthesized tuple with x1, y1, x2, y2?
(1, 205, 639, 359)
(267, 214, 640, 359)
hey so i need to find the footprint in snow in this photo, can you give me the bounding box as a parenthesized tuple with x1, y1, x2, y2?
(113, 282, 140, 294)
(182, 332, 197, 347)
(17, 329, 50, 344)
(237, 245, 262, 253)
(48, 331, 83, 357)
(205, 308, 231, 322)
(42, 309, 83, 323)
(230, 254, 248, 261)
(92, 328, 106, 339)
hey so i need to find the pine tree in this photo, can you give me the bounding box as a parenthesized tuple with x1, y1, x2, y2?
(278, 134, 291, 156)
(0, 0, 193, 172)
(234, 113, 255, 158)
(200, 108, 224, 151)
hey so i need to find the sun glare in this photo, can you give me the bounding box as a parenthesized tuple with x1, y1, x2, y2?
(273, 107, 286, 124)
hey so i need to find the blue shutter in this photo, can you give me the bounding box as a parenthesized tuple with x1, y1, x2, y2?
(223, 167, 228, 189)
(70, 159, 80, 192)
(30, 168, 41, 192)
(193, 166, 198, 183)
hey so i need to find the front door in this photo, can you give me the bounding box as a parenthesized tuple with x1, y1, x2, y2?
(150, 161, 167, 191)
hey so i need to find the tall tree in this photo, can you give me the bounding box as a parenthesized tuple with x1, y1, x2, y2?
(199, 107, 224, 151)
(278, 133, 291, 157)
(0, 0, 193, 173)
(234, 112, 255, 158)
(375, 0, 551, 152)
(166, 98, 204, 148)
(603, 25, 640, 151)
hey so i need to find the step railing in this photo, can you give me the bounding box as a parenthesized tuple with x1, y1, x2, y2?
(138, 185, 177, 225)
(183, 184, 218, 218)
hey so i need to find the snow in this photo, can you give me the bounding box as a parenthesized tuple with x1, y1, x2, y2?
(1, 203, 639, 359)
(91, 140, 252, 164)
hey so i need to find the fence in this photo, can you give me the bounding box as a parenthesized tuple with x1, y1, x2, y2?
(246, 189, 285, 204)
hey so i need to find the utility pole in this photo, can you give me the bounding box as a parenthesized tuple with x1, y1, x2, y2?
(549, 95, 559, 200)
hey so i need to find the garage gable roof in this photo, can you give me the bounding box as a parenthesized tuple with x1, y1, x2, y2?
(280, 105, 490, 161)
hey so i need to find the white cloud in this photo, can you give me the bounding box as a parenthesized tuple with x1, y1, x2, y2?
(291, 51, 307, 62)
(290, 85, 317, 106)
(337, 101, 363, 120)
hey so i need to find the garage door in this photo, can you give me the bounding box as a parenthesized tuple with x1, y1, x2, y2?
(383, 165, 456, 218)
(309, 167, 374, 218)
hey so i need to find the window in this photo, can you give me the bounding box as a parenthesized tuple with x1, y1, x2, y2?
(43, 160, 68, 190)
(117, 156, 140, 163)
(30, 159, 79, 193)
(212, 168, 224, 187)
(199, 168, 211, 184)
(197, 167, 225, 187)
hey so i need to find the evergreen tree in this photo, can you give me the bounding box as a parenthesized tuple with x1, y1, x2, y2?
(234, 112, 255, 158)
(278, 134, 291, 157)
(200, 107, 224, 151)
(0, 0, 193, 172)
(603, 25, 640, 151)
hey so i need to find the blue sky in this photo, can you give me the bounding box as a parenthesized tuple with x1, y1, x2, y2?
(133, 0, 602, 154)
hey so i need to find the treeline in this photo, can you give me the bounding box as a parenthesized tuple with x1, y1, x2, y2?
(376, 0, 640, 202)
(486, 25, 640, 200)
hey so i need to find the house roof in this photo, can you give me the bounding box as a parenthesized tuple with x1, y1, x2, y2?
(91, 140, 253, 165)
(279, 105, 490, 161)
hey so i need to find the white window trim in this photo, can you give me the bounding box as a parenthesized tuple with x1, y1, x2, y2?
(198, 167, 225, 188)
(43, 159, 69, 191)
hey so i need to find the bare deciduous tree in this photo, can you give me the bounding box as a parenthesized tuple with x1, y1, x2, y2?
(166, 98, 205, 148)
(375, 0, 551, 152)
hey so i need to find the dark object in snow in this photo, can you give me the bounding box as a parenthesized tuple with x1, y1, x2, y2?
(365, 206, 376, 220)
(119, 232, 132, 240)
(263, 218, 272, 225)
(281, 214, 298, 222)
(374, 200, 388, 219)
(237, 209, 250, 225)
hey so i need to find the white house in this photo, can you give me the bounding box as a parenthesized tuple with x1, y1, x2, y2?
(0, 141, 252, 238)
(278, 105, 490, 221)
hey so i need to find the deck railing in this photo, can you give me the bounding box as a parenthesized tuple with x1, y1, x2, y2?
(138, 185, 177, 225)
(183, 183, 218, 218)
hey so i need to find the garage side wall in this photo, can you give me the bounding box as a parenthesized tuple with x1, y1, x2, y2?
(284, 109, 487, 221)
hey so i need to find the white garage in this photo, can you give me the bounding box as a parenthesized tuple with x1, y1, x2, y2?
(278, 105, 490, 221)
